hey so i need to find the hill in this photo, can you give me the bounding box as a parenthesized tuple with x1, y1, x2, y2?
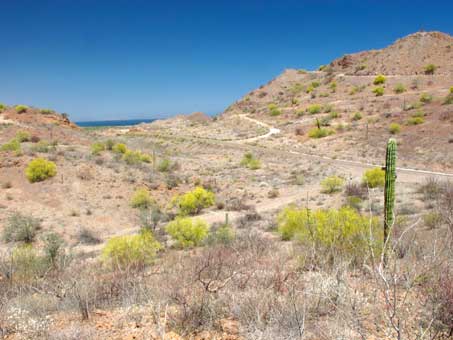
(223, 31, 453, 171)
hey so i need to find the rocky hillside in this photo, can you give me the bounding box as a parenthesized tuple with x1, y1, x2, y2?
(223, 31, 453, 171)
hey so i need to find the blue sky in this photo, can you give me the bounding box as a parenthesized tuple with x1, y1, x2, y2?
(1, 0, 453, 121)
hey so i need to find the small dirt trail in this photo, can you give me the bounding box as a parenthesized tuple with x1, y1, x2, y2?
(236, 114, 453, 179)
(235, 114, 281, 142)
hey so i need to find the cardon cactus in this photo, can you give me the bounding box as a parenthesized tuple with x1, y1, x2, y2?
(383, 139, 397, 248)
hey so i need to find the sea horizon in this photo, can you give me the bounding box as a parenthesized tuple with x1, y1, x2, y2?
(75, 118, 157, 127)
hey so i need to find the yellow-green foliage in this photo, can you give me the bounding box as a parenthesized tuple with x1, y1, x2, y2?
(25, 158, 57, 183)
(131, 187, 155, 209)
(308, 127, 333, 138)
(165, 217, 209, 248)
(40, 108, 54, 114)
(389, 123, 401, 134)
(90, 142, 105, 155)
(0, 103, 6, 112)
(419, 93, 433, 103)
(102, 230, 161, 269)
(16, 131, 30, 142)
(112, 143, 127, 154)
(123, 150, 142, 165)
(321, 176, 344, 193)
(277, 206, 381, 261)
(393, 84, 406, 94)
(268, 103, 282, 116)
(307, 104, 322, 114)
(362, 167, 385, 188)
(424, 64, 436, 75)
(173, 186, 215, 215)
(351, 112, 362, 121)
(373, 75, 386, 85)
(373, 87, 384, 96)
(240, 152, 261, 170)
(1, 139, 21, 152)
(450, 86, 453, 94)
(15, 105, 29, 113)
(407, 117, 424, 125)
(140, 153, 152, 163)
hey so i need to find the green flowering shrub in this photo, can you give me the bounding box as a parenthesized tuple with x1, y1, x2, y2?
(165, 217, 209, 248)
(15, 105, 29, 113)
(112, 143, 127, 154)
(362, 167, 385, 188)
(321, 176, 344, 193)
(91, 142, 105, 155)
(373, 75, 386, 85)
(277, 206, 381, 263)
(172, 186, 215, 215)
(16, 131, 30, 142)
(130, 187, 155, 209)
(102, 230, 161, 269)
(240, 152, 261, 170)
(25, 158, 57, 182)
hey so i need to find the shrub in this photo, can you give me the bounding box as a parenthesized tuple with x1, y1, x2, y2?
(15, 105, 29, 113)
(165, 217, 209, 248)
(373, 87, 384, 96)
(268, 103, 282, 116)
(412, 110, 425, 118)
(31, 140, 50, 153)
(373, 75, 386, 85)
(130, 187, 155, 209)
(393, 83, 406, 94)
(2, 213, 41, 243)
(311, 81, 320, 88)
(407, 117, 424, 125)
(139, 153, 152, 163)
(105, 139, 115, 150)
(11, 245, 49, 282)
(0, 138, 21, 152)
(307, 104, 322, 114)
(424, 64, 436, 75)
(102, 230, 161, 269)
(420, 93, 433, 103)
(329, 111, 340, 119)
(362, 167, 385, 188)
(308, 127, 333, 138)
(40, 108, 54, 114)
(444, 92, 453, 105)
(15, 130, 30, 142)
(173, 186, 215, 215)
(277, 206, 381, 262)
(423, 211, 442, 229)
(321, 176, 344, 193)
(0, 103, 5, 112)
(42, 232, 64, 265)
(123, 150, 142, 165)
(90, 142, 105, 155)
(112, 143, 127, 154)
(240, 152, 261, 170)
(352, 112, 362, 121)
(157, 158, 171, 172)
(25, 158, 57, 182)
(389, 123, 401, 134)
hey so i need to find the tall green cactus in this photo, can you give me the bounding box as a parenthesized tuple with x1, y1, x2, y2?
(383, 139, 397, 250)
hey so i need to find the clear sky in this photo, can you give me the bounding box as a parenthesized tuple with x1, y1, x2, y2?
(1, 0, 453, 121)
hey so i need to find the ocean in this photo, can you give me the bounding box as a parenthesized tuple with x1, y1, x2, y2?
(75, 118, 156, 127)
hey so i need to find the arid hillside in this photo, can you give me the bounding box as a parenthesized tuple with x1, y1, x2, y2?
(0, 31, 452, 340)
(223, 31, 453, 171)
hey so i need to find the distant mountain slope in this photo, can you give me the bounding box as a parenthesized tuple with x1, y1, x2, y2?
(329, 31, 453, 75)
